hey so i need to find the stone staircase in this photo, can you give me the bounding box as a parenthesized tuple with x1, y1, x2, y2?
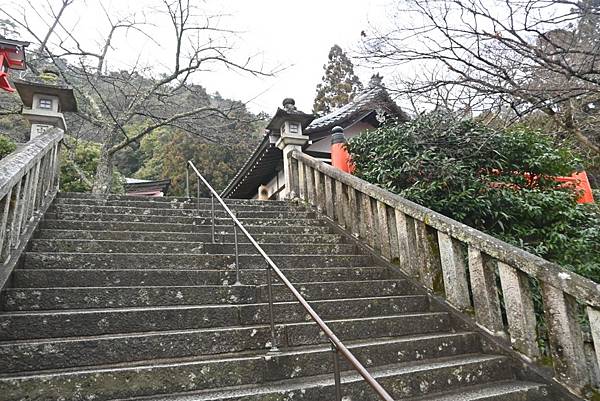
(0, 192, 568, 400)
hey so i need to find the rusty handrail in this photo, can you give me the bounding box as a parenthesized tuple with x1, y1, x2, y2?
(186, 160, 394, 401)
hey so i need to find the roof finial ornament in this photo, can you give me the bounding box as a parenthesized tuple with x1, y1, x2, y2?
(368, 73, 383, 88)
(282, 97, 297, 112)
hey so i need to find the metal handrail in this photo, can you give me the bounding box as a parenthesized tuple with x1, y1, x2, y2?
(185, 160, 395, 401)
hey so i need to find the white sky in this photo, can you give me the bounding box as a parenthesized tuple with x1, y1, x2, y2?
(6, 0, 394, 114)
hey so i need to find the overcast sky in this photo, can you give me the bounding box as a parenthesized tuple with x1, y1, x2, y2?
(6, 0, 394, 114)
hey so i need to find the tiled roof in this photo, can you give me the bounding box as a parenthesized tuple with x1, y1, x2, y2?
(305, 81, 408, 134)
(221, 79, 408, 198)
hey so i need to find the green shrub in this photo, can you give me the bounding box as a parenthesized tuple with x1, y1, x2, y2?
(60, 138, 125, 193)
(0, 134, 16, 160)
(347, 112, 600, 281)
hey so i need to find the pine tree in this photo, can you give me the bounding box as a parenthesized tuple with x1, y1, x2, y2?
(313, 45, 363, 116)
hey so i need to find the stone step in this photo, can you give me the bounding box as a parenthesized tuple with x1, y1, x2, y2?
(56, 192, 289, 206)
(49, 205, 314, 220)
(53, 198, 300, 211)
(27, 240, 357, 256)
(39, 219, 333, 234)
(126, 379, 548, 401)
(263, 279, 414, 302)
(1, 280, 414, 310)
(43, 212, 323, 226)
(0, 297, 434, 340)
(34, 229, 345, 244)
(0, 354, 513, 401)
(13, 267, 391, 288)
(403, 381, 549, 401)
(23, 253, 374, 270)
(49, 204, 307, 216)
(0, 330, 480, 376)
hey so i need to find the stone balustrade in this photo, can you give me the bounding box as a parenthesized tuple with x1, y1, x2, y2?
(290, 149, 600, 397)
(0, 129, 62, 289)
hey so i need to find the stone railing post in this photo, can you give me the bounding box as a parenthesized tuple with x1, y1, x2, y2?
(279, 137, 307, 199)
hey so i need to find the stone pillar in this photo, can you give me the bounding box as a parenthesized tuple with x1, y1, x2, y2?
(276, 132, 308, 199)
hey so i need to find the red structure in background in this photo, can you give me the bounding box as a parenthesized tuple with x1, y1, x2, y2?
(555, 171, 595, 204)
(0, 38, 29, 93)
(331, 126, 355, 173)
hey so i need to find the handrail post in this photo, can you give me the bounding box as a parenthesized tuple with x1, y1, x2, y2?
(196, 177, 200, 211)
(331, 341, 343, 401)
(233, 218, 241, 286)
(211, 193, 215, 243)
(185, 164, 190, 198)
(265, 262, 279, 353)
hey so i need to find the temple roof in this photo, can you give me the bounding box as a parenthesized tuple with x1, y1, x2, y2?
(305, 77, 408, 134)
(221, 78, 408, 199)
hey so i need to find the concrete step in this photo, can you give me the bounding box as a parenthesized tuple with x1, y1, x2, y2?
(23, 252, 374, 270)
(27, 239, 357, 256)
(0, 296, 434, 340)
(0, 354, 513, 401)
(263, 279, 414, 302)
(403, 381, 550, 401)
(49, 204, 309, 218)
(39, 219, 333, 234)
(56, 192, 289, 206)
(125, 379, 548, 401)
(12, 267, 391, 287)
(53, 198, 301, 212)
(2, 280, 414, 310)
(43, 212, 323, 226)
(0, 330, 480, 375)
(33, 230, 345, 244)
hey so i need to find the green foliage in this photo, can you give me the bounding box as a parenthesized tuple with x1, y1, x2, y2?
(0, 134, 16, 160)
(60, 138, 124, 193)
(134, 128, 262, 197)
(347, 112, 600, 281)
(313, 44, 363, 116)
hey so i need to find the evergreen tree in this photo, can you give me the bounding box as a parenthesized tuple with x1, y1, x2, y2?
(313, 45, 363, 116)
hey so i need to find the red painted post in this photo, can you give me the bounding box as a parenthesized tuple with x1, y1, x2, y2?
(330, 126, 354, 174)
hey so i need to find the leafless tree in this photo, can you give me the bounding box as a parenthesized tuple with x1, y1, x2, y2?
(360, 0, 600, 155)
(3, 0, 272, 193)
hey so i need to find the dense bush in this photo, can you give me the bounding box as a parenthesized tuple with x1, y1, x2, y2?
(347, 112, 600, 282)
(0, 134, 16, 160)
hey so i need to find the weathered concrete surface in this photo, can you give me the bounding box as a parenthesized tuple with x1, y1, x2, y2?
(0, 192, 560, 401)
(12, 266, 392, 288)
(0, 330, 480, 374)
(0, 296, 428, 340)
(123, 380, 549, 401)
(39, 219, 333, 234)
(49, 204, 313, 218)
(0, 354, 514, 401)
(44, 212, 326, 227)
(34, 229, 344, 244)
(27, 239, 357, 255)
(23, 252, 374, 270)
(260, 279, 415, 302)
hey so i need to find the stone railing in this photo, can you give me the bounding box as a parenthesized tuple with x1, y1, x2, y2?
(0, 129, 62, 289)
(289, 150, 600, 397)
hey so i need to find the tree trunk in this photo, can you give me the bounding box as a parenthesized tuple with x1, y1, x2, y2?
(92, 143, 114, 194)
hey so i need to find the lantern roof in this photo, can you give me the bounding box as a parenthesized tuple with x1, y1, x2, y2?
(265, 98, 314, 131)
(14, 70, 77, 112)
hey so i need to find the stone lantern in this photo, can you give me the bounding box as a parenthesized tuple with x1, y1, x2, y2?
(266, 98, 314, 198)
(14, 70, 77, 140)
